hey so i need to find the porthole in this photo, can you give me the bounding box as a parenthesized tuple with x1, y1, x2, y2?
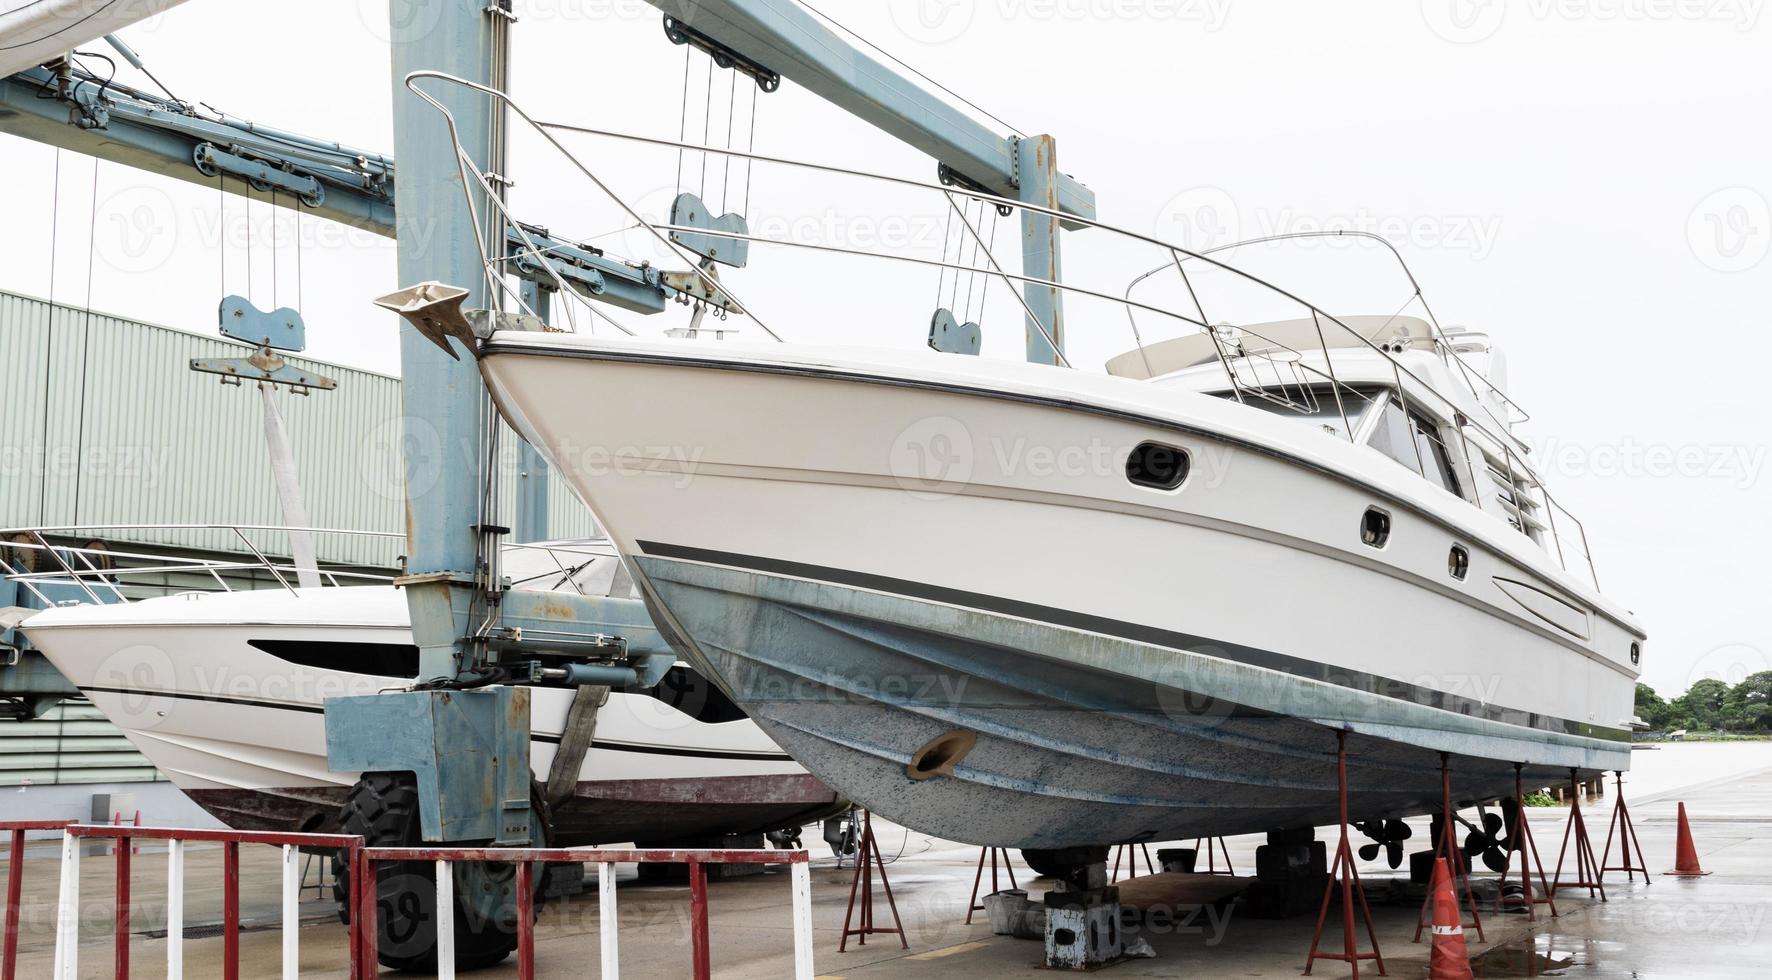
(1630, 642, 1641, 666)
(1448, 544, 1469, 581)
(1126, 442, 1190, 490)
(1360, 507, 1391, 548)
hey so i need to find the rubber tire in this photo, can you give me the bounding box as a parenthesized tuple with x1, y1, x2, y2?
(331, 772, 535, 972)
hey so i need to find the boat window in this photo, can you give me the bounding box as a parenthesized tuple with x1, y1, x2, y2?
(621, 665, 750, 724)
(1219, 387, 1379, 440)
(1126, 442, 1190, 490)
(1361, 507, 1391, 548)
(248, 639, 420, 678)
(1366, 397, 1463, 497)
(1448, 544, 1470, 580)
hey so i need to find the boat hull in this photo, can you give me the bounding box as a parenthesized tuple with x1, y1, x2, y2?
(479, 334, 1641, 847)
(632, 553, 1612, 847)
(22, 590, 844, 844)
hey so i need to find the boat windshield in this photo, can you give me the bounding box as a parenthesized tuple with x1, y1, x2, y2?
(1220, 387, 1382, 440)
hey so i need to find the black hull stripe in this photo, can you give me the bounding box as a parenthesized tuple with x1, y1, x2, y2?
(635, 540, 1630, 744)
(76, 685, 794, 761)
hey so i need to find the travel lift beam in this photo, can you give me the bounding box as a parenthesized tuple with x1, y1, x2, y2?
(3, 2, 1093, 363)
(6, 1, 1099, 965)
(649, 0, 1092, 364)
(353, 1, 1096, 968)
(0, 60, 675, 539)
(0, 65, 396, 236)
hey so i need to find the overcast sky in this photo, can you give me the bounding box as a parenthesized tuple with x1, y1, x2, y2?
(1, 0, 1766, 698)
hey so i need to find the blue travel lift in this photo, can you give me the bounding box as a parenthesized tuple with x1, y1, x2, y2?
(0, 0, 1096, 966)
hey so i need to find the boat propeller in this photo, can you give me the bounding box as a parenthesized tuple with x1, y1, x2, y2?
(1457, 798, 1520, 873)
(1355, 818, 1414, 868)
(823, 808, 859, 861)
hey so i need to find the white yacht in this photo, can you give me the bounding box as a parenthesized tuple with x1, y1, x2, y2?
(477, 313, 1644, 849)
(18, 538, 844, 844)
(380, 70, 1646, 854)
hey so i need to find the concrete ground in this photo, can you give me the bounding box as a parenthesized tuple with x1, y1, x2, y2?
(7, 747, 1770, 977)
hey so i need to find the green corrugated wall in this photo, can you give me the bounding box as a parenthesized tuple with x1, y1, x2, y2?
(0, 288, 599, 562)
(0, 288, 602, 784)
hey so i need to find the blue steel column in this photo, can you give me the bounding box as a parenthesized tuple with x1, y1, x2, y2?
(513, 280, 553, 543)
(391, 0, 501, 678)
(1017, 134, 1065, 365)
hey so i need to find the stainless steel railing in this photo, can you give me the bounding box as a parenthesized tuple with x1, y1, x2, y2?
(0, 524, 401, 604)
(399, 72, 1601, 592)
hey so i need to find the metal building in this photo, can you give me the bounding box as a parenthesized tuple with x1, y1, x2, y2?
(0, 287, 597, 801)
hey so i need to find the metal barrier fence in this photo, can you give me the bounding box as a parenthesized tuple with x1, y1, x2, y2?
(10, 821, 815, 979)
(3, 820, 74, 980)
(357, 845, 816, 980)
(49, 824, 365, 980)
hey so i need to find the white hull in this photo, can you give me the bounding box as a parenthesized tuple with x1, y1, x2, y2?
(479, 333, 1643, 847)
(22, 586, 842, 843)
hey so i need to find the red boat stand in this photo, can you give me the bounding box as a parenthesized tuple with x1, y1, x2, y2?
(1111, 842, 1156, 882)
(839, 811, 907, 951)
(1303, 730, 1386, 978)
(964, 847, 1020, 924)
(1551, 768, 1607, 901)
(1599, 769, 1651, 885)
(1192, 836, 1236, 876)
(1413, 753, 1485, 943)
(1498, 762, 1558, 920)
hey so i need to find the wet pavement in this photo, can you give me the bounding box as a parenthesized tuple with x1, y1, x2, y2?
(5, 743, 1769, 977)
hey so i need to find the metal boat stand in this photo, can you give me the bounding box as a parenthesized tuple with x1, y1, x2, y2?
(1551, 768, 1607, 901)
(1303, 730, 1386, 978)
(1498, 763, 1558, 919)
(838, 811, 907, 951)
(1110, 842, 1157, 882)
(1192, 836, 1237, 876)
(965, 847, 1020, 924)
(1599, 770, 1651, 885)
(1413, 752, 1485, 943)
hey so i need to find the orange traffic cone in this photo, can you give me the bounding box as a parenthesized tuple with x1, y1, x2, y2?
(1428, 857, 1474, 980)
(1664, 802, 1711, 877)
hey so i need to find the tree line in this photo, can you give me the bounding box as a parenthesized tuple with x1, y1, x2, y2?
(1636, 672, 1772, 732)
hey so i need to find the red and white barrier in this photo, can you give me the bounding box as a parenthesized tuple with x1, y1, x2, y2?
(50, 824, 365, 980)
(357, 845, 816, 980)
(19, 821, 814, 979)
(3, 819, 74, 980)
